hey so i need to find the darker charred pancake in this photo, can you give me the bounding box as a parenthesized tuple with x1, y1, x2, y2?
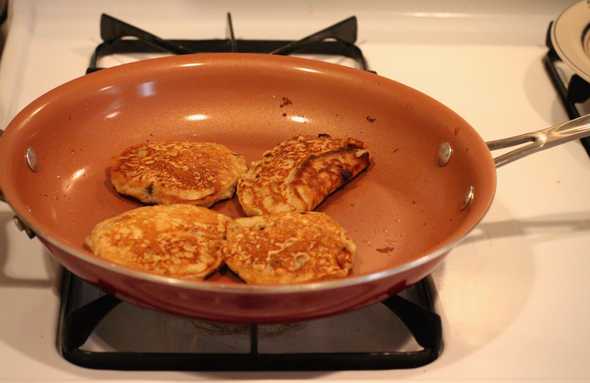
(236, 135, 371, 216)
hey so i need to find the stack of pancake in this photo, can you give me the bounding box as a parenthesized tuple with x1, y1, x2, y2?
(86, 134, 371, 284)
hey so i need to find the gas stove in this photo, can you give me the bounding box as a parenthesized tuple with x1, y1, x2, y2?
(1, 0, 589, 381)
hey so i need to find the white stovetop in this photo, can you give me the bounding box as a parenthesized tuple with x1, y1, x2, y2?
(1, 0, 589, 382)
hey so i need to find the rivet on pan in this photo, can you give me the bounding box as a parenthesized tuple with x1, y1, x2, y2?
(12, 216, 36, 239)
(25, 147, 37, 172)
(438, 142, 453, 167)
(461, 185, 475, 211)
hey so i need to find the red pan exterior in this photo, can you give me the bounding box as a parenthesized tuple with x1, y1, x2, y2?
(42, 238, 446, 323)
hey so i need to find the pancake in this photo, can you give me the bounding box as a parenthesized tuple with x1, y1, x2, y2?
(236, 134, 370, 216)
(111, 141, 247, 206)
(224, 212, 355, 284)
(86, 204, 231, 280)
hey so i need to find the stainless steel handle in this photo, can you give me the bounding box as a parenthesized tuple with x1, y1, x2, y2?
(486, 115, 590, 168)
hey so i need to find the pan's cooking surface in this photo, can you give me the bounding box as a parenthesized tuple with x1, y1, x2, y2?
(0, 53, 496, 281)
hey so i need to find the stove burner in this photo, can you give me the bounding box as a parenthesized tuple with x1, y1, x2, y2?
(56, 14, 443, 371)
(544, 21, 590, 157)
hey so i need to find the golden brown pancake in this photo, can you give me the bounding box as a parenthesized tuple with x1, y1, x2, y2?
(237, 134, 370, 216)
(224, 212, 355, 284)
(86, 205, 231, 280)
(111, 141, 247, 206)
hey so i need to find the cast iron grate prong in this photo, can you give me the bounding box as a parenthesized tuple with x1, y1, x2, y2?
(226, 12, 237, 52)
(100, 13, 191, 54)
(270, 16, 358, 55)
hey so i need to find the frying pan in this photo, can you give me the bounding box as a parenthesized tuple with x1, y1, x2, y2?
(0, 54, 589, 323)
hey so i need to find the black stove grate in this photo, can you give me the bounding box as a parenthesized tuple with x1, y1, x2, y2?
(58, 270, 442, 370)
(87, 13, 368, 73)
(543, 21, 590, 157)
(57, 14, 443, 371)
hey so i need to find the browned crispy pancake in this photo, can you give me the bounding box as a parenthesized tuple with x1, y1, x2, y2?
(111, 142, 247, 206)
(224, 212, 355, 284)
(86, 205, 231, 280)
(236, 134, 370, 216)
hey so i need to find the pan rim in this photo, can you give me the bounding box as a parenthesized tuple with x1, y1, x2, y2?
(36, 214, 483, 294)
(0, 52, 497, 295)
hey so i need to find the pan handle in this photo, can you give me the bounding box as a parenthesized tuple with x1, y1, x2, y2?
(486, 114, 590, 168)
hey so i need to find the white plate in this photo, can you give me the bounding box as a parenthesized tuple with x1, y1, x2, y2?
(552, 0, 590, 83)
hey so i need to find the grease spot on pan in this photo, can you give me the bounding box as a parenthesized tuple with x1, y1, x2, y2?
(376, 246, 395, 254)
(279, 97, 292, 108)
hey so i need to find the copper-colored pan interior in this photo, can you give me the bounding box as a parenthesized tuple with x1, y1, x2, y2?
(0, 54, 496, 283)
